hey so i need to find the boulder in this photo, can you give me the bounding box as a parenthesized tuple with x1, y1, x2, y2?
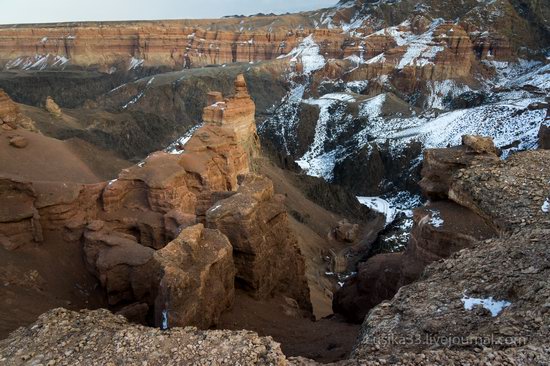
(8, 135, 28, 148)
(0, 89, 37, 131)
(45, 96, 62, 118)
(333, 219, 359, 243)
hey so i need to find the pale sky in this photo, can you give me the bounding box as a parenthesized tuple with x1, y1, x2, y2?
(0, 0, 338, 25)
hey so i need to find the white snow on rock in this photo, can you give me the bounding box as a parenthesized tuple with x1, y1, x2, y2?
(426, 80, 471, 110)
(128, 57, 145, 70)
(461, 295, 511, 317)
(542, 199, 550, 213)
(165, 124, 202, 155)
(122, 76, 155, 109)
(429, 209, 444, 228)
(5, 54, 70, 70)
(357, 196, 397, 225)
(278, 35, 326, 75)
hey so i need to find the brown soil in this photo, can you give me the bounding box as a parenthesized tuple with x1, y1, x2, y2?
(0, 230, 106, 339)
(218, 290, 360, 363)
(0, 129, 130, 182)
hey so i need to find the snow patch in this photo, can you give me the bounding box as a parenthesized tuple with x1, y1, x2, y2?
(429, 209, 444, 228)
(461, 295, 511, 317)
(542, 198, 550, 213)
(165, 124, 202, 155)
(278, 35, 326, 75)
(357, 197, 397, 225)
(128, 57, 144, 70)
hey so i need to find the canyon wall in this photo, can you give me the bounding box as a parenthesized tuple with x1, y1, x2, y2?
(0, 22, 347, 71)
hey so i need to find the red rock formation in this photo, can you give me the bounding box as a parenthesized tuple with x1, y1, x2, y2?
(0, 74, 312, 328)
(201, 74, 260, 160)
(419, 135, 500, 199)
(206, 174, 311, 312)
(146, 224, 235, 329)
(0, 22, 347, 71)
(0, 89, 36, 131)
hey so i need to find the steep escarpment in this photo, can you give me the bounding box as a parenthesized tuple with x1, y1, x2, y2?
(0, 20, 347, 71)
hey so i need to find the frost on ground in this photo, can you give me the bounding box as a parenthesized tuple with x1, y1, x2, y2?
(461, 294, 511, 317)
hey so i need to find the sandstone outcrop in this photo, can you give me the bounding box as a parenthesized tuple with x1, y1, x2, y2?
(206, 174, 311, 312)
(202, 74, 260, 159)
(419, 135, 500, 199)
(146, 224, 235, 329)
(0, 21, 347, 71)
(44, 96, 62, 118)
(449, 149, 550, 232)
(0, 74, 312, 332)
(0, 89, 36, 132)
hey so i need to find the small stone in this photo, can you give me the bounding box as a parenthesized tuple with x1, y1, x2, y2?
(9, 135, 28, 148)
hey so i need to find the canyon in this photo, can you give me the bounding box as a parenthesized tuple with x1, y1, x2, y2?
(0, 0, 549, 364)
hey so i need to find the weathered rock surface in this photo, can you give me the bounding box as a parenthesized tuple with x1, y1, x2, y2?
(0, 308, 288, 365)
(0, 20, 346, 71)
(419, 135, 500, 200)
(351, 227, 550, 363)
(44, 96, 62, 117)
(334, 200, 496, 323)
(146, 224, 235, 329)
(1, 75, 312, 334)
(449, 149, 550, 232)
(206, 174, 311, 312)
(0, 89, 36, 131)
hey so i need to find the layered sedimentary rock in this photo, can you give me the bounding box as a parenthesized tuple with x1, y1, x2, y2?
(146, 224, 235, 329)
(419, 135, 500, 199)
(206, 174, 311, 311)
(202, 74, 260, 159)
(0, 22, 347, 71)
(334, 135, 500, 323)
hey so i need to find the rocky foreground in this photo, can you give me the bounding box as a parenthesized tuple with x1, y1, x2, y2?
(1, 136, 548, 365)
